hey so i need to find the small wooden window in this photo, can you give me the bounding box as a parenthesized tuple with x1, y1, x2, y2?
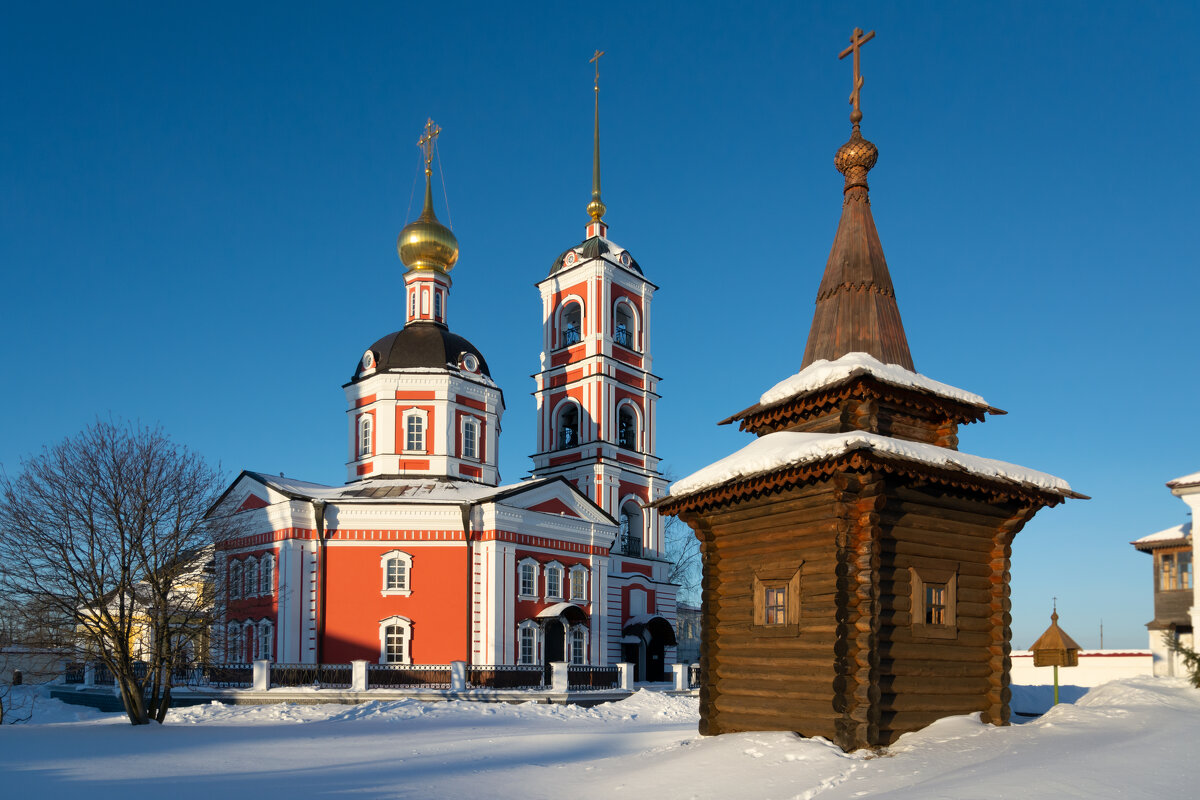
(752, 563, 802, 635)
(910, 563, 958, 640)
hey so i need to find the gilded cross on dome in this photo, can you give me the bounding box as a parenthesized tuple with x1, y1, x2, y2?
(418, 118, 441, 171)
(838, 27, 875, 122)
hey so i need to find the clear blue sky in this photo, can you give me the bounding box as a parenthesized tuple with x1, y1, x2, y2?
(3, 2, 1197, 651)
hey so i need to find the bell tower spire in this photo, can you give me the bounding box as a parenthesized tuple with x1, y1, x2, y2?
(586, 49, 608, 239)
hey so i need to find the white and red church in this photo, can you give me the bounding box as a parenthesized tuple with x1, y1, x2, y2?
(211, 113, 678, 679)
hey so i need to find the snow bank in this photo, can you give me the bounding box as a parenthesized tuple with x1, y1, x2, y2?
(759, 352, 988, 409)
(669, 430, 1074, 500)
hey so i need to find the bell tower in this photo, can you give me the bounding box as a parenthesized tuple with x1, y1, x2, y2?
(531, 52, 668, 560)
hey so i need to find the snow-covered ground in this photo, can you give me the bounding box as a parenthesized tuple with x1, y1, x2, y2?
(1, 678, 1195, 798)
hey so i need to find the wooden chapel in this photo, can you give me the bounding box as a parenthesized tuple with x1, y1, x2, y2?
(657, 29, 1084, 752)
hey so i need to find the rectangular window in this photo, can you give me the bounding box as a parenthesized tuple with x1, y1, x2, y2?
(463, 419, 478, 460)
(570, 629, 586, 665)
(520, 563, 535, 597)
(519, 627, 535, 665)
(570, 569, 586, 600)
(387, 558, 407, 591)
(406, 415, 424, 452)
(385, 626, 405, 663)
(925, 584, 947, 625)
(764, 587, 787, 625)
(547, 568, 561, 599)
(1160, 552, 1193, 591)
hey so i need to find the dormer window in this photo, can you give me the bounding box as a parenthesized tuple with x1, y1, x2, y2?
(560, 302, 582, 347)
(359, 414, 373, 458)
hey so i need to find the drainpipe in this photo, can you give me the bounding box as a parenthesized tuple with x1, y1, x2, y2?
(312, 499, 327, 665)
(460, 502, 475, 663)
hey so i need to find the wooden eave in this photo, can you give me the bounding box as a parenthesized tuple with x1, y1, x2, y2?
(1031, 623, 1082, 653)
(1131, 537, 1191, 553)
(718, 375, 1003, 434)
(657, 448, 1083, 518)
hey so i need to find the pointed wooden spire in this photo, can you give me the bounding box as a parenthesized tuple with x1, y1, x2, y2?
(800, 30, 914, 371)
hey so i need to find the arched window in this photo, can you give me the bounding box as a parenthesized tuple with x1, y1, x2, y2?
(614, 301, 635, 349)
(618, 502, 642, 557)
(462, 417, 479, 460)
(434, 291, 442, 319)
(246, 557, 259, 598)
(260, 554, 274, 596)
(557, 404, 580, 450)
(569, 565, 588, 602)
(226, 623, 241, 662)
(545, 562, 563, 601)
(380, 550, 413, 596)
(518, 621, 538, 665)
(570, 626, 587, 665)
(230, 562, 242, 600)
(518, 558, 539, 599)
(409, 290, 416, 319)
(258, 620, 273, 661)
(378, 616, 412, 664)
(359, 414, 373, 458)
(405, 412, 425, 452)
(618, 405, 637, 450)
(245, 621, 257, 660)
(560, 302, 582, 347)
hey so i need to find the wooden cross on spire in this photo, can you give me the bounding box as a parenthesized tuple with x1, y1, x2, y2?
(590, 49, 605, 91)
(418, 118, 441, 172)
(838, 27, 875, 120)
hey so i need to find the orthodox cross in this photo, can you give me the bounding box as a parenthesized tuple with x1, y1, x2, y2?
(418, 118, 441, 170)
(838, 28, 875, 116)
(590, 49, 605, 91)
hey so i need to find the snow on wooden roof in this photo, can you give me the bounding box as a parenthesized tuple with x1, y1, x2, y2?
(667, 430, 1076, 502)
(759, 352, 989, 410)
(1131, 521, 1192, 550)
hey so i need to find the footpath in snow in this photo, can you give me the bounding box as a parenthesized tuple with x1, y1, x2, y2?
(0, 677, 1195, 799)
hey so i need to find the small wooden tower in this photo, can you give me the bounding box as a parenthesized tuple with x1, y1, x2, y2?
(657, 29, 1084, 751)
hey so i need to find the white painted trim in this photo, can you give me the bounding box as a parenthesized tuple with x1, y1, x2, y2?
(518, 556, 540, 600)
(378, 615, 413, 664)
(379, 549, 414, 597)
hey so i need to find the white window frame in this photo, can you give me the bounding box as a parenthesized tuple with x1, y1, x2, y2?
(544, 561, 563, 602)
(258, 619, 274, 662)
(226, 622, 242, 662)
(616, 401, 640, 450)
(245, 556, 258, 598)
(461, 416, 479, 461)
(517, 620, 540, 665)
(569, 624, 588, 665)
(378, 615, 413, 664)
(246, 621, 258, 660)
(518, 557, 540, 600)
(403, 409, 428, 454)
(409, 290, 416, 319)
(568, 565, 588, 603)
(380, 549, 413, 597)
(359, 413, 373, 458)
(558, 299, 584, 348)
(612, 297, 639, 350)
(230, 561, 242, 600)
(260, 553, 274, 596)
(554, 399, 583, 450)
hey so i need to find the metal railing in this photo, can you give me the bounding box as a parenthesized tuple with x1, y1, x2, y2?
(561, 327, 581, 347)
(567, 665, 620, 691)
(367, 664, 452, 689)
(618, 534, 642, 557)
(613, 328, 631, 348)
(94, 663, 115, 685)
(64, 662, 84, 684)
(467, 664, 544, 689)
(272, 663, 352, 689)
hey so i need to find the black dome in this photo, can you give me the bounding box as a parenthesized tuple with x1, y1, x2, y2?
(353, 323, 491, 382)
(549, 236, 642, 276)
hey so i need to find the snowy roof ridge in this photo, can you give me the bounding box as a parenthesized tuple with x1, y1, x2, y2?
(668, 430, 1075, 501)
(758, 352, 989, 410)
(1167, 470, 1200, 489)
(1131, 521, 1192, 547)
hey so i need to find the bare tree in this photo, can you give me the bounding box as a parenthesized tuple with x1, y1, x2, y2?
(663, 513, 701, 606)
(0, 421, 230, 725)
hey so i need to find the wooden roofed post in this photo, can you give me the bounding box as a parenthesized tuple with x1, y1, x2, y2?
(1029, 605, 1081, 705)
(655, 28, 1084, 752)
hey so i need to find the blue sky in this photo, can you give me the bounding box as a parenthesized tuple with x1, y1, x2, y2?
(3, 2, 1197, 650)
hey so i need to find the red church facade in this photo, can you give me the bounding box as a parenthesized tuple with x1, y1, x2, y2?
(212, 114, 678, 677)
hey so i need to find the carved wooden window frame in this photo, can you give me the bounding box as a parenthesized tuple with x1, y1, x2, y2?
(909, 562, 958, 640)
(752, 562, 802, 636)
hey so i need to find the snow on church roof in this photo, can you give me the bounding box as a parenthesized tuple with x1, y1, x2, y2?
(667, 430, 1076, 502)
(1131, 521, 1192, 549)
(247, 472, 547, 504)
(1167, 470, 1200, 490)
(758, 352, 990, 410)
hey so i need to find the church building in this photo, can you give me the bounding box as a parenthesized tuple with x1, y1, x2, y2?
(211, 66, 677, 677)
(658, 30, 1082, 750)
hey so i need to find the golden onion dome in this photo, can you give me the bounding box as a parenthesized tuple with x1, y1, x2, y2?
(398, 171, 458, 273)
